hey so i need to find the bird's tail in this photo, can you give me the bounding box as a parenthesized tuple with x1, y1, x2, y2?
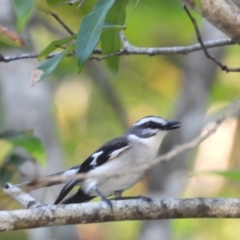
(57, 188, 94, 204)
(15, 165, 81, 191)
(14, 170, 68, 190)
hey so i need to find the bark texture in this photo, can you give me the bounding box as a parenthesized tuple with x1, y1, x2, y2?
(183, 0, 240, 42)
(1, 198, 240, 231)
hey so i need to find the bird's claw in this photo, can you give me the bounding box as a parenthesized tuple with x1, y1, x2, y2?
(101, 196, 113, 209)
(136, 195, 152, 203)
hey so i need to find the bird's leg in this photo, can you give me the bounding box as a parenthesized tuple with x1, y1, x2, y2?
(92, 186, 112, 209)
(114, 190, 123, 199)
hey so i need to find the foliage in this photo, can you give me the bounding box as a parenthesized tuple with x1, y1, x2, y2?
(11, 0, 35, 32)
(0, 130, 45, 186)
(19, 0, 131, 84)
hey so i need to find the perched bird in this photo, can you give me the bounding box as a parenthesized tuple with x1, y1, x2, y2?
(54, 116, 180, 208)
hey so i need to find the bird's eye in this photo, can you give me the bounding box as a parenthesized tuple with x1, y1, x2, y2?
(145, 121, 162, 129)
(146, 121, 154, 128)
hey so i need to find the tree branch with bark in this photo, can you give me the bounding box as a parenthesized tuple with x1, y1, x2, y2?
(0, 38, 234, 63)
(2, 184, 240, 231)
(183, 0, 240, 42)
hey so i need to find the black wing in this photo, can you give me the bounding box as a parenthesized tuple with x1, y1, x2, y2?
(54, 179, 79, 204)
(54, 136, 131, 204)
(79, 136, 131, 173)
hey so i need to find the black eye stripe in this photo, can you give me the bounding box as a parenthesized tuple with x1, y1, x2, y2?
(142, 121, 163, 129)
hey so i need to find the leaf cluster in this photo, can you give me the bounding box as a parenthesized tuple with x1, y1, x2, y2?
(0, 130, 45, 186)
(7, 0, 133, 85)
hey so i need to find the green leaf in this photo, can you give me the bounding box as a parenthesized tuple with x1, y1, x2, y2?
(34, 0, 50, 14)
(0, 25, 25, 47)
(31, 43, 75, 86)
(38, 35, 76, 60)
(76, 0, 115, 71)
(0, 154, 29, 185)
(11, 0, 35, 32)
(101, 0, 129, 75)
(207, 170, 240, 181)
(46, 0, 63, 7)
(9, 136, 46, 166)
(0, 130, 46, 166)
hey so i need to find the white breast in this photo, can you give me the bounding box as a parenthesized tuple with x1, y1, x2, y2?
(81, 131, 166, 197)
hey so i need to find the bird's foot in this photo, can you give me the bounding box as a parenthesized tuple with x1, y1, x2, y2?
(92, 186, 113, 209)
(111, 195, 152, 203)
(136, 195, 152, 203)
(101, 196, 113, 209)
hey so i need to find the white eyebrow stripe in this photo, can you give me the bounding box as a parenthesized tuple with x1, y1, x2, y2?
(108, 145, 131, 159)
(90, 151, 104, 166)
(133, 117, 167, 126)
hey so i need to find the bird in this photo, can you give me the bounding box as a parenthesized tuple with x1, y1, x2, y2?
(53, 116, 180, 208)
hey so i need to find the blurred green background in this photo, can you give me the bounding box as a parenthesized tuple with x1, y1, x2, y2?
(1, 0, 240, 240)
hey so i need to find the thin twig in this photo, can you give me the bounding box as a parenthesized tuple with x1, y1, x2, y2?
(15, 98, 240, 190)
(0, 38, 234, 63)
(50, 12, 74, 35)
(119, 31, 131, 49)
(77, 0, 87, 8)
(183, 5, 240, 72)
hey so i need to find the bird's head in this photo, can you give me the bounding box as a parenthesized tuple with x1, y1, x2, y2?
(127, 116, 180, 138)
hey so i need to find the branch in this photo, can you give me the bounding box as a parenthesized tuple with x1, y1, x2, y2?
(1, 197, 240, 231)
(17, 97, 240, 190)
(3, 183, 41, 209)
(184, 5, 240, 72)
(50, 12, 75, 35)
(0, 38, 234, 63)
(182, 0, 240, 42)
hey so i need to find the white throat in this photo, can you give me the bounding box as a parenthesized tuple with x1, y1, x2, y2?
(128, 130, 167, 155)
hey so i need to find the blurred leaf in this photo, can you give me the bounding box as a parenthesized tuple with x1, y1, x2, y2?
(207, 170, 240, 181)
(10, 136, 45, 165)
(46, 0, 62, 7)
(11, 0, 34, 31)
(38, 35, 76, 60)
(0, 130, 32, 138)
(76, 0, 115, 71)
(0, 154, 28, 185)
(34, 0, 50, 14)
(101, 0, 129, 75)
(31, 43, 75, 86)
(0, 25, 25, 46)
(0, 130, 46, 165)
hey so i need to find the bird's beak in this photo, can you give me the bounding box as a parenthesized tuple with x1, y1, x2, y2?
(163, 121, 181, 130)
